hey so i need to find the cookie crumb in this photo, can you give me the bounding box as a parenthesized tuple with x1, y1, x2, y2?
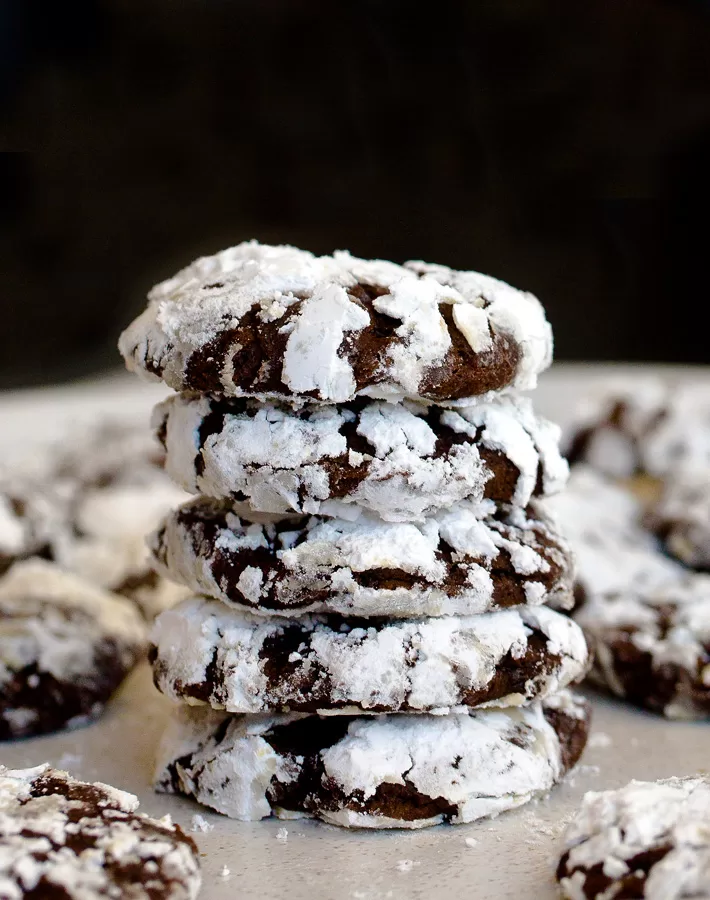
(588, 732, 612, 749)
(396, 860, 420, 873)
(464, 837, 478, 848)
(276, 827, 288, 842)
(220, 865, 231, 879)
(191, 814, 213, 833)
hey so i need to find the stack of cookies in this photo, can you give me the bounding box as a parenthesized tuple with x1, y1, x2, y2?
(119, 242, 590, 829)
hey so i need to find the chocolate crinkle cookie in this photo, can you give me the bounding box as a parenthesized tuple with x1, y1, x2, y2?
(576, 575, 710, 720)
(153, 391, 568, 521)
(149, 597, 589, 715)
(0, 764, 201, 899)
(1, 424, 189, 622)
(0, 559, 146, 740)
(547, 466, 684, 607)
(0, 477, 68, 577)
(647, 472, 710, 571)
(557, 776, 710, 900)
(118, 242, 552, 405)
(564, 380, 710, 479)
(150, 496, 574, 618)
(154, 690, 590, 829)
(549, 467, 710, 718)
(51, 423, 191, 620)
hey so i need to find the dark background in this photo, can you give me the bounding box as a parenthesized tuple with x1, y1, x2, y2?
(1, 0, 709, 389)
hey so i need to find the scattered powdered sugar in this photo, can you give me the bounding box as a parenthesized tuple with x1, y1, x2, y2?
(275, 827, 289, 842)
(588, 732, 612, 749)
(190, 814, 214, 833)
(220, 865, 231, 879)
(396, 860, 421, 873)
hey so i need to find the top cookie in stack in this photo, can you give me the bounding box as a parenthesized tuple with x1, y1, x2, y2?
(119, 241, 552, 405)
(118, 243, 589, 829)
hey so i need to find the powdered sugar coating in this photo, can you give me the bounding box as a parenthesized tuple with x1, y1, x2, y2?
(154, 692, 589, 829)
(566, 380, 710, 479)
(53, 423, 191, 619)
(0, 560, 146, 739)
(558, 776, 710, 900)
(549, 470, 710, 718)
(55, 478, 190, 620)
(154, 392, 567, 521)
(0, 478, 69, 576)
(546, 466, 684, 603)
(0, 764, 200, 899)
(118, 242, 552, 404)
(576, 574, 710, 719)
(150, 497, 574, 617)
(649, 471, 710, 571)
(149, 597, 589, 714)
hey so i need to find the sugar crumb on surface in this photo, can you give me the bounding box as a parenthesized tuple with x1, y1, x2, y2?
(190, 814, 214, 833)
(396, 859, 421, 873)
(588, 732, 612, 749)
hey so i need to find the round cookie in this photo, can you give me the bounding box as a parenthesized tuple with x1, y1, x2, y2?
(149, 597, 589, 715)
(558, 776, 710, 900)
(154, 392, 568, 521)
(119, 241, 552, 405)
(566, 380, 710, 480)
(575, 574, 710, 719)
(53, 423, 191, 620)
(150, 496, 574, 618)
(0, 764, 201, 899)
(648, 472, 710, 571)
(564, 379, 668, 479)
(154, 690, 590, 829)
(0, 477, 68, 577)
(0, 559, 146, 740)
(546, 466, 684, 607)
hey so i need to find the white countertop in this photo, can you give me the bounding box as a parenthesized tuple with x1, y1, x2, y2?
(2, 363, 710, 900)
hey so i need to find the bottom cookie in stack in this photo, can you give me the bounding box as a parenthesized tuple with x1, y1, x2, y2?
(154, 690, 590, 829)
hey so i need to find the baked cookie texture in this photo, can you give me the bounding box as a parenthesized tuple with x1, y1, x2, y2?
(150, 496, 574, 617)
(565, 379, 710, 574)
(565, 380, 710, 480)
(150, 598, 588, 714)
(577, 576, 710, 719)
(0, 424, 189, 623)
(0, 560, 146, 740)
(117, 241, 584, 828)
(154, 690, 590, 828)
(560, 372, 710, 717)
(549, 467, 710, 718)
(153, 391, 568, 521)
(0, 764, 201, 899)
(547, 467, 684, 606)
(648, 472, 710, 571)
(0, 477, 67, 576)
(118, 242, 552, 404)
(558, 776, 710, 900)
